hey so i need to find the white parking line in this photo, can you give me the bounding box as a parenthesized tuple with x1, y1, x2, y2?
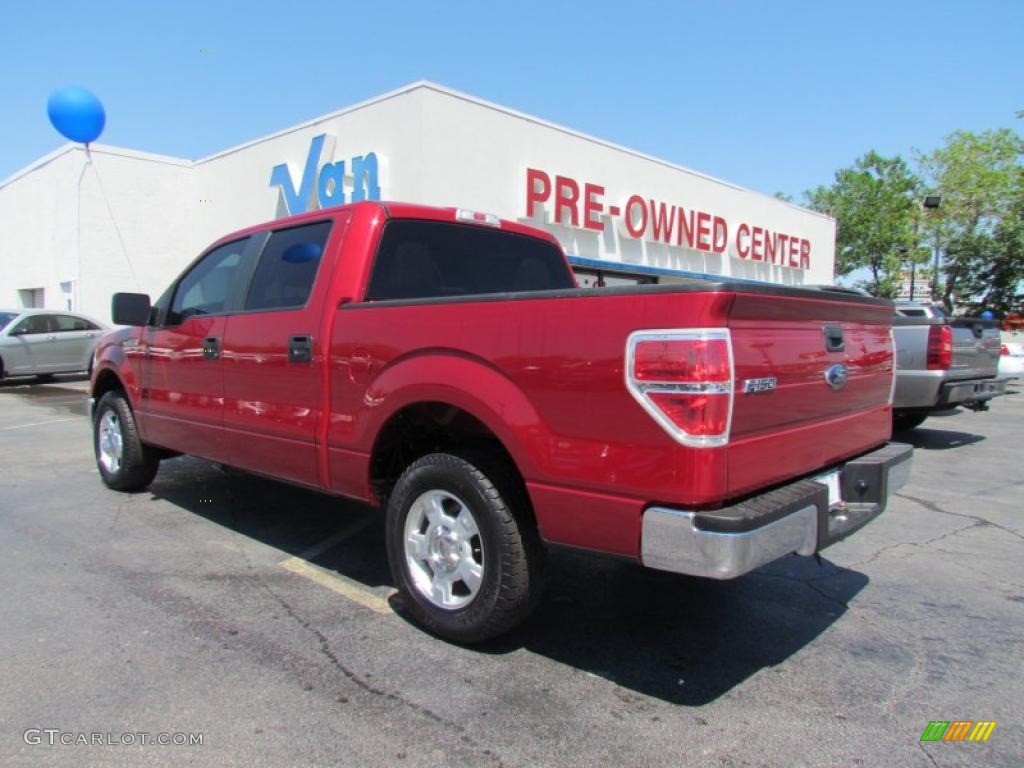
(0, 417, 81, 430)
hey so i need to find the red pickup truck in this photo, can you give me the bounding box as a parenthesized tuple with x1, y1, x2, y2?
(91, 201, 911, 642)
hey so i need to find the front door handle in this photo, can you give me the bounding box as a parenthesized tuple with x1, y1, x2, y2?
(203, 337, 220, 360)
(288, 334, 313, 363)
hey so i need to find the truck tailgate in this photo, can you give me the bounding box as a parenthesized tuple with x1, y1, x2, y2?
(948, 318, 1001, 376)
(726, 291, 894, 498)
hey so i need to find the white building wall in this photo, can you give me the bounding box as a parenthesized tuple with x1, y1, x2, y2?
(0, 145, 194, 322)
(0, 149, 78, 312)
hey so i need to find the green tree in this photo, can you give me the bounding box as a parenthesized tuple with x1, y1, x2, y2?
(917, 128, 1024, 312)
(806, 151, 921, 297)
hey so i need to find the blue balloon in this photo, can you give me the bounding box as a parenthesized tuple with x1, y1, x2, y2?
(47, 86, 105, 144)
(981, 310, 994, 319)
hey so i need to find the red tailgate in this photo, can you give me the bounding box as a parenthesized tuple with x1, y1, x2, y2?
(726, 292, 894, 498)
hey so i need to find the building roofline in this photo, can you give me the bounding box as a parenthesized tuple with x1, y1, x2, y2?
(196, 79, 831, 221)
(193, 81, 435, 164)
(0, 143, 191, 190)
(2, 81, 831, 222)
(416, 82, 833, 222)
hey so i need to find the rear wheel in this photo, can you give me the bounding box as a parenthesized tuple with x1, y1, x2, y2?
(893, 411, 928, 432)
(94, 391, 160, 491)
(385, 452, 545, 643)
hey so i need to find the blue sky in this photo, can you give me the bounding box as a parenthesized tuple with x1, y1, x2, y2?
(2, 0, 1021, 199)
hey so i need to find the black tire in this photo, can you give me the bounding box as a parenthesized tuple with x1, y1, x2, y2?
(893, 411, 928, 432)
(385, 452, 545, 643)
(93, 391, 160, 491)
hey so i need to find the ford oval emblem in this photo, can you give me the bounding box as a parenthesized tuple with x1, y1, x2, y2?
(825, 363, 849, 390)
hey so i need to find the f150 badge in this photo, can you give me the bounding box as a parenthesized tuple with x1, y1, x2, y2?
(825, 363, 849, 390)
(742, 377, 777, 394)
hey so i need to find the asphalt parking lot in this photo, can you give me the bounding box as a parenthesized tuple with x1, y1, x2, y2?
(0, 376, 1021, 767)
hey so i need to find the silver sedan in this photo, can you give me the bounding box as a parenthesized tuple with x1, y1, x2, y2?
(0, 309, 108, 380)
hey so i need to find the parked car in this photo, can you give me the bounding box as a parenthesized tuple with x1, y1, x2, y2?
(0, 308, 107, 381)
(90, 201, 911, 642)
(999, 334, 1024, 379)
(891, 302, 1004, 431)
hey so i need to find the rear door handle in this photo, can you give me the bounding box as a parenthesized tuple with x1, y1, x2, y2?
(288, 335, 313, 363)
(203, 337, 220, 360)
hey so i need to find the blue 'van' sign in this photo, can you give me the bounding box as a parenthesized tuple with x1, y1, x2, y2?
(270, 134, 381, 215)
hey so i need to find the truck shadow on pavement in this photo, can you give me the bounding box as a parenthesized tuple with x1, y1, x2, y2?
(488, 550, 867, 706)
(148, 456, 868, 707)
(893, 427, 985, 450)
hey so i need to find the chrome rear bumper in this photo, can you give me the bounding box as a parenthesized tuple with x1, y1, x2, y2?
(641, 442, 913, 579)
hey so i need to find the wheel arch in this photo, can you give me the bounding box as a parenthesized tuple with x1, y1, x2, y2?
(369, 400, 533, 515)
(353, 350, 548, 502)
(91, 368, 127, 420)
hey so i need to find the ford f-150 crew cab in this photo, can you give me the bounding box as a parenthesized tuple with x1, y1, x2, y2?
(892, 302, 1004, 431)
(91, 201, 912, 642)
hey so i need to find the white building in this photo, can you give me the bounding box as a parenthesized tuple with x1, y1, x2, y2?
(0, 81, 837, 320)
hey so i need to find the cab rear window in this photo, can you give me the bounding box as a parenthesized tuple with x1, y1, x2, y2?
(245, 221, 332, 311)
(366, 220, 572, 301)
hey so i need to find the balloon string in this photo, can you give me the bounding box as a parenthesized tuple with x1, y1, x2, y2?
(88, 152, 142, 291)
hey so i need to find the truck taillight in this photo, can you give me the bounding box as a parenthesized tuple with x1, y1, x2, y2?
(1001, 344, 1010, 356)
(926, 324, 953, 370)
(625, 329, 734, 447)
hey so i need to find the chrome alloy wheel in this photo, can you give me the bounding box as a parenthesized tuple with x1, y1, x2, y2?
(403, 489, 485, 610)
(97, 410, 124, 474)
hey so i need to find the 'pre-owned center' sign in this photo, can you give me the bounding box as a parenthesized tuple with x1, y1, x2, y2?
(524, 168, 812, 270)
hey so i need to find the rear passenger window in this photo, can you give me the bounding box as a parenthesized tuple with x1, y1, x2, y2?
(53, 315, 99, 332)
(365, 220, 573, 301)
(244, 221, 332, 311)
(170, 238, 250, 323)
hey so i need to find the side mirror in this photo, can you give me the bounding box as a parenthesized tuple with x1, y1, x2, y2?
(112, 292, 152, 326)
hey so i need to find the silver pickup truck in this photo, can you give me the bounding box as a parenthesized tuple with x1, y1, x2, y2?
(892, 302, 1005, 431)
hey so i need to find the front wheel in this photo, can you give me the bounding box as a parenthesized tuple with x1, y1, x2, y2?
(385, 452, 544, 643)
(94, 391, 160, 491)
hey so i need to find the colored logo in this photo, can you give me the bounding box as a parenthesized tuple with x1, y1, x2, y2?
(270, 134, 382, 215)
(824, 363, 848, 390)
(920, 721, 996, 742)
